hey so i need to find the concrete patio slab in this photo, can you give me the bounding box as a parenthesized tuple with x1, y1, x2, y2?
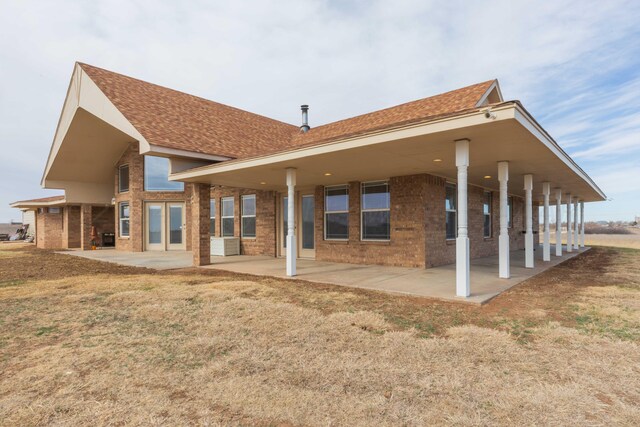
(204, 246, 589, 304)
(58, 245, 589, 304)
(59, 249, 194, 270)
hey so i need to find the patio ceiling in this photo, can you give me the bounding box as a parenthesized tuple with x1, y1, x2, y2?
(171, 103, 605, 203)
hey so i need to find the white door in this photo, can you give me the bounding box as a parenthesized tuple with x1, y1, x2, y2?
(145, 202, 186, 251)
(278, 193, 315, 259)
(167, 203, 186, 250)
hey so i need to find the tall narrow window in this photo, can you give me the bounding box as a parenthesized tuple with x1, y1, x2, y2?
(143, 156, 184, 191)
(209, 199, 216, 236)
(507, 196, 513, 228)
(241, 195, 256, 238)
(118, 164, 129, 193)
(221, 197, 234, 237)
(483, 191, 492, 238)
(361, 181, 390, 240)
(445, 183, 457, 240)
(324, 185, 349, 240)
(119, 202, 130, 237)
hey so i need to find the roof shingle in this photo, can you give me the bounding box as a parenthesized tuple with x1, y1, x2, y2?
(79, 63, 494, 159)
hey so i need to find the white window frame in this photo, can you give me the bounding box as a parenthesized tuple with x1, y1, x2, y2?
(324, 185, 349, 240)
(483, 191, 492, 238)
(209, 199, 216, 236)
(445, 182, 457, 240)
(241, 194, 256, 238)
(119, 202, 130, 238)
(221, 197, 235, 237)
(360, 181, 390, 241)
(118, 164, 129, 193)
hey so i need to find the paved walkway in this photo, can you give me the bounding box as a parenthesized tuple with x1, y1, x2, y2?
(59, 248, 194, 270)
(61, 246, 589, 304)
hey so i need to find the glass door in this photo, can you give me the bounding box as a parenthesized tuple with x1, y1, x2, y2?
(298, 194, 315, 258)
(167, 203, 186, 250)
(145, 202, 165, 251)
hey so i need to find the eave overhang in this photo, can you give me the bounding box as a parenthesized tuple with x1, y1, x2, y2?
(169, 102, 605, 203)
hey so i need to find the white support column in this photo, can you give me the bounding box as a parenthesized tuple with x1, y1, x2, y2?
(286, 168, 297, 276)
(566, 194, 572, 253)
(555, 189, 562, 257)
(573, 198, 579, 250)
(498, 161, 510, 279)
(455, 139, 470, 297)
(580, 201, 585, 248)
(542, 182, 551, 262)
(524, 174, 534, 268)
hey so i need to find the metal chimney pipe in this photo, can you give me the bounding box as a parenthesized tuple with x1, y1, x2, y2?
(300, 105, 310, 133)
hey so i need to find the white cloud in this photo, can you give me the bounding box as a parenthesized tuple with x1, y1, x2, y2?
(1, 0, 639, 221)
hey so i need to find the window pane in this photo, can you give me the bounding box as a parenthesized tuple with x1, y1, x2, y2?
(446, 211, 457, 239)
(302, 196, 314, 249)
(362, 182, 389, 210)
(242, 217, 256, 237)
(222, 218, 234, 237)
(242, 195, 256, 216)
(445, 184, 456, 211)
(363, 211, 390, 240)
(148, 206, 162, 244)
(325, 186, 348, 212)
(326, 212, 348, 239)
(119, 165, 129, 192)
(169, 206, 183, 244)
(144, 156, 184, 191)
(222, 198, 234, 216)
(121, 220, 130, 237)
(484, 214, 491, 238)
(483, 192, 491, 215)
(120, 203, 130, 218)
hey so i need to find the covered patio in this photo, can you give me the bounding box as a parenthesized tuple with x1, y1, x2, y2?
(61, 245, 588, 304)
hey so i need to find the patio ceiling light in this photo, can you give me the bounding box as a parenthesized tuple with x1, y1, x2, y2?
(484, 175, 492, 179)
(324, 172, 332, 176)
(260, 181, 267, 185)
(433, 158, 442, 162)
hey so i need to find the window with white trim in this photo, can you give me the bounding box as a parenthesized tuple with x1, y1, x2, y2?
(118, 164, 129, 193)
(445, 183, 457, 240)
(361, 181, 390, 240)
(324, 185, 349, 240)
(119, 202, 130, 237)
(221, 197, 234, 237)
(241, 195, 256, 238)
(209, 199, 216, 236)
(484, 191, 492, 238)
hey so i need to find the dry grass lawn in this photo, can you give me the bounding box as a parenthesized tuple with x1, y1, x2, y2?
(1, 243, 639, 425)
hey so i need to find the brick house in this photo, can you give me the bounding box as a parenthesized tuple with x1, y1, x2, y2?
(11, 63, 604, 298)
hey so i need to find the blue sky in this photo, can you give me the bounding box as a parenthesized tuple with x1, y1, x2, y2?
(1, 0, 639, 222)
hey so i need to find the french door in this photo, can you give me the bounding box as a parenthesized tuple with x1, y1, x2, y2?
(279, 192, 315, 259)
(145, 202, 186, 251)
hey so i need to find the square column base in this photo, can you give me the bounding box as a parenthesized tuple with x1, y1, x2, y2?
(525, 233, 534, 268)
(286, 235, 297, 276)
(499, 233, 510, 278)
(456, 236, 470, 297)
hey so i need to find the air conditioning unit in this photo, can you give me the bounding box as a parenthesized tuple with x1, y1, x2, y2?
(210, 237, 240, 256)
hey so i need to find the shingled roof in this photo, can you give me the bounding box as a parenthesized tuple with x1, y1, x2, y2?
(79, 63, 495, 159)
(13, 195, 65, 204)
(79, 63, 299, 159)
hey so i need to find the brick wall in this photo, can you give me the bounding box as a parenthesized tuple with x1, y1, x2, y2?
(313, 173, 529, 268)
(114, 142, 192, 251)
(210, 186, 277, 256)
(35, 208, 63, 249)
(62, 205, 81, 248)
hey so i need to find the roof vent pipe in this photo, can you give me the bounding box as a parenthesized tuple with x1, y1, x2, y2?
(300, 105, 310, 133)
